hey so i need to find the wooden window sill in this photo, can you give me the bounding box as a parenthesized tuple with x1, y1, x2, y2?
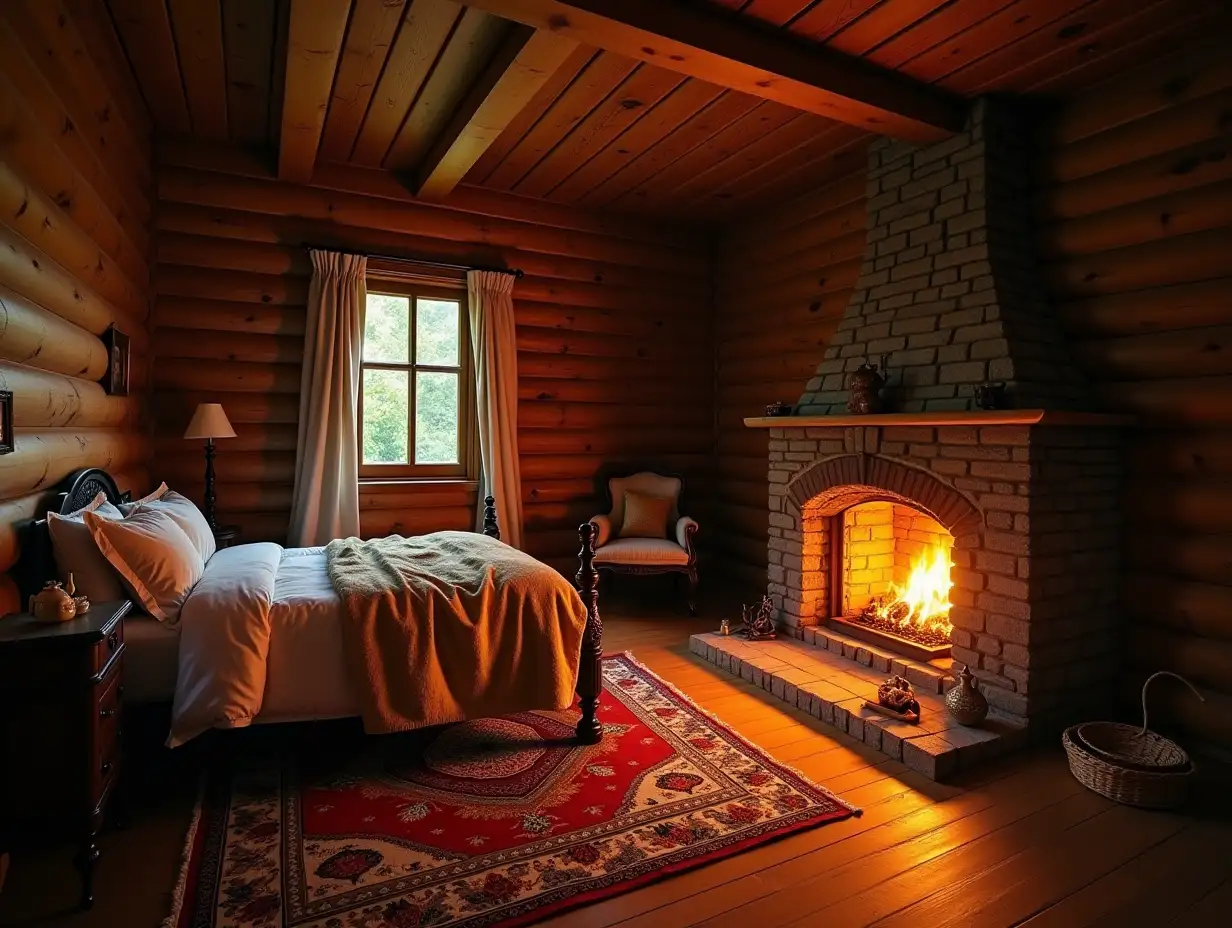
(359, 478, 479, 490)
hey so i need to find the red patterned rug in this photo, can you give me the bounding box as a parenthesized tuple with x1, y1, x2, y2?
(166, 653, 857, 928)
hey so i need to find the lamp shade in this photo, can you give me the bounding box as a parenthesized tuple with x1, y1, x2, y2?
(184, 403, 236, 440)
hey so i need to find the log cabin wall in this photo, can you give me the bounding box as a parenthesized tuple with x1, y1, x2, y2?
(151, 142, 712, 572)
(712, 148, 869, 594)
(1036, 35, 1232, 749)
(0, 3, 153, 612)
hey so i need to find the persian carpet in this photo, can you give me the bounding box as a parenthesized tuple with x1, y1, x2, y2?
(166, 653, 858, 928)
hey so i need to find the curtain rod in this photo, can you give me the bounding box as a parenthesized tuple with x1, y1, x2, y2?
(301, 243, 524, 279)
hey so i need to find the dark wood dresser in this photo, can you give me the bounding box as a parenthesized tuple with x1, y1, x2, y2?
(0, 600, 130, 909)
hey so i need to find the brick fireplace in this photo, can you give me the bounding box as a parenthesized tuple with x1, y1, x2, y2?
(693, 98, 1128, 778)
(760, 416, 1123, 731)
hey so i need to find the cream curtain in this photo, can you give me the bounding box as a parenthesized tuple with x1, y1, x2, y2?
(468, 270, 524, 549)
(288, 250, 366, 546)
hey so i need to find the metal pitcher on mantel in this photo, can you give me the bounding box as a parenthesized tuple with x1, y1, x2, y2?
(847, 361, 887, 415)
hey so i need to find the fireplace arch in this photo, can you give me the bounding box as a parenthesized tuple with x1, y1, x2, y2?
(770, 454, 984, 637)
(785, 454, 982, 535)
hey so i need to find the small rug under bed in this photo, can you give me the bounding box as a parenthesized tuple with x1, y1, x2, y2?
(166, 652, 858, 928)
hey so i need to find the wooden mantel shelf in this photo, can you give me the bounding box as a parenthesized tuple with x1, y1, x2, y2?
(743, 410, 1133, 429)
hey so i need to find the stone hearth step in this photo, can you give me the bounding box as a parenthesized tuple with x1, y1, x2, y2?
(797, 622, 951, 694)
(690, 632, 1026, 781)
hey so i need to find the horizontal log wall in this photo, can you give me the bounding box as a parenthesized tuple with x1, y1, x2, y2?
(713, 156, 869, 594)
(1037, 36, 1232, 748)
(152, 141, 712, 572)
(0, 4, 152, 612)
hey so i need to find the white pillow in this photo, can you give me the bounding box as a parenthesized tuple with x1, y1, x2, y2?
(131, 490, 216, 563)
(47, 492, 127, 602)
(84, 506, 204, 623)
(118, 481, 169, 515)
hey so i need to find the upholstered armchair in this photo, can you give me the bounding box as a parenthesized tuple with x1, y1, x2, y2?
(588, 471, 699, 615)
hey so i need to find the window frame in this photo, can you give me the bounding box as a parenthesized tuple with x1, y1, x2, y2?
(358, 270, 477, 482)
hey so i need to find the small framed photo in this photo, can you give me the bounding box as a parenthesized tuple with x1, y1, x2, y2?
(0, 390, 12, 454)
(101, 326, 130, 396)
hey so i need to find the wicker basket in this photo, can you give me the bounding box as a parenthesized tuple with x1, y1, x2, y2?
(1062, 671, 1205, 810)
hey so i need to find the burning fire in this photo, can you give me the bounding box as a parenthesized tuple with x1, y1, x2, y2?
(866, 544, 953, 639)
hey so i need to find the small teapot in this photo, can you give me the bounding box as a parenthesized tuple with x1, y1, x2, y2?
(847, 361, 887, 415)
(29, 581, 78, 623)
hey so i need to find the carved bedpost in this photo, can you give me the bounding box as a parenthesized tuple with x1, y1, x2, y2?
(574, 521, 603, 744)
(482, 496, 500, 540)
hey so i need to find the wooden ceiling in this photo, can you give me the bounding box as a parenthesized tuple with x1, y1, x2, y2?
(102, 0, 1225, 219)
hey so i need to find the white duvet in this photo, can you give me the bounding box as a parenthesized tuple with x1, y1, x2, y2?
(169, 543, 359, 746)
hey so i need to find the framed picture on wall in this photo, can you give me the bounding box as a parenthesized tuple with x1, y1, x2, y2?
(0, 390, 13, 454)
(101, 326, 130, 396)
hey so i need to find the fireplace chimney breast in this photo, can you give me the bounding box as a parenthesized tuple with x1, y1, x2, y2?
(799, 97, 1087, 415)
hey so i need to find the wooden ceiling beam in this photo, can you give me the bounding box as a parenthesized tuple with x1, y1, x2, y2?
(461, 0, 966, 141)
(278, 0, 350, 184)
(413, 25, 579, 200)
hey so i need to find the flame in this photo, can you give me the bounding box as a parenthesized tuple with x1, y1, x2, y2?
(868, 544, 953, 638)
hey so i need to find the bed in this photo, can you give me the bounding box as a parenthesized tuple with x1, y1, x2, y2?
(18, 468, 604, 745)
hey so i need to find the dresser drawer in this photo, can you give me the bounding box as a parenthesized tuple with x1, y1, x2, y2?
(90, 657, 123, 808)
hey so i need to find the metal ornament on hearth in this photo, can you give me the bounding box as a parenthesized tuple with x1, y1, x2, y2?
(846, 361, 886, 415)
(862, 675, 920, 723)
(739, 595, 777, 641)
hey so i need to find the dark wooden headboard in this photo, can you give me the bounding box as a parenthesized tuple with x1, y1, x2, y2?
(14, 468, 131, 602)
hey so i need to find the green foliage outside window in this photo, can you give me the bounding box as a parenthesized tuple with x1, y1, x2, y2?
(361, 292, 464, 469)
(362, 369, 408, 464)
(415, 371, 458, 463)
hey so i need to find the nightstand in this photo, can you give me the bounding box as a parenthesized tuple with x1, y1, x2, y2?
(213, 524, 240, 549)
(0, 600, 131, 909)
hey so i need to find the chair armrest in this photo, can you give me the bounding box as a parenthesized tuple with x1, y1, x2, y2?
(675, 516, 699, 553)
(589, 515, 613, 548)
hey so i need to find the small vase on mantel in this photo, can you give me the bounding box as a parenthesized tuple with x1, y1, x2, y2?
(945, 665, 989, 726)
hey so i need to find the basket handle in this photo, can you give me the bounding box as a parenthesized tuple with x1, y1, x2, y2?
(1140, 671, 1205, 737)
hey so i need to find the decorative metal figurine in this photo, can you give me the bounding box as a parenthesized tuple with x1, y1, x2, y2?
(739, 595, 777, 641)
(719, 619, 731, 636)
(863, 674, 921, 724)
(847, 360, 887, 414)
(974, 381, 1007, 410)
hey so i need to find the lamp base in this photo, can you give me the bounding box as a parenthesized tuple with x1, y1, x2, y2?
(203, 439, 217, 531)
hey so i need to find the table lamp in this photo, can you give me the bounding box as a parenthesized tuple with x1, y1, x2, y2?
(183, 403, 236, 530)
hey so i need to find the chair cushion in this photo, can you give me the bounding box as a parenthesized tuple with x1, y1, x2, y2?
(609, 473, 681, 526)
(619, 491, 672, 539)
(594, 538, 689, 566)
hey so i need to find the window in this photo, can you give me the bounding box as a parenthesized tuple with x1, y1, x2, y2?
(359, 276, 474, 479)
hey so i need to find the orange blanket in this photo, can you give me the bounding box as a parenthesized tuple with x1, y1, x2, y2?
(325, 531, 588, 733)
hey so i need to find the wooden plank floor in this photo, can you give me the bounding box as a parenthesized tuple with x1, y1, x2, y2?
(1, 592, 1229, 927)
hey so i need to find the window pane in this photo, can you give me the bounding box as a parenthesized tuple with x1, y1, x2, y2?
(362, 369, 408, 464)
(363, 294, 409, 363)
(416, 299, 460, 366)
(415, 371, 458, 464)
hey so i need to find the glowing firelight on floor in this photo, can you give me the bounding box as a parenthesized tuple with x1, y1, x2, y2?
(868, 544, 953, 638)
